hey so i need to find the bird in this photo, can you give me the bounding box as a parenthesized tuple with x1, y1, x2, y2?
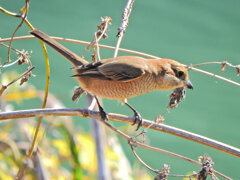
(30, 29, 193, 130)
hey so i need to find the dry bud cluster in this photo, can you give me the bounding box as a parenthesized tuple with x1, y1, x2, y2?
(167, 87, 186, 109)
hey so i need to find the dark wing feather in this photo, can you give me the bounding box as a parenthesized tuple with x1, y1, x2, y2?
(98, 62, 145, 81)
(72, 61, 111, 80)
(72, 59, 146, 82)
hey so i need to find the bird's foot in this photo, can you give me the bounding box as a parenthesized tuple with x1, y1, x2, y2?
(132, 111, 143, 131)
(99, 106, 108, 121)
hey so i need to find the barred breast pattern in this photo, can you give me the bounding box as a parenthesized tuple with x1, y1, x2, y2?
(82, 73, 158, 100)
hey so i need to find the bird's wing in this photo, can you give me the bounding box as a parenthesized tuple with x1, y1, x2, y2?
(98, 61, 146, 81)
(73, 57, 147, 82)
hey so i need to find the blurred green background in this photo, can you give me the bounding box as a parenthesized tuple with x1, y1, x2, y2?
(1, 0, 240, 179)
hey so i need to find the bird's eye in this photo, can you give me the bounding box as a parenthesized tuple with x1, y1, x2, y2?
(177, 71, 184, 77)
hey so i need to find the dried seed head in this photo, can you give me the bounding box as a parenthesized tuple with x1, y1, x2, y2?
(20, 66, 35, 86)
(72, 86, 85, 102)
(91, 54, 96, 61)
(96, 31, 108, 39)
(17, 50, 31, 65)
(154, 164, 170, 180)
(96, 16, 112, 39)
(155, 115, 165, 124)
(197, 155, 214, 179)
(221, 62, 227, 72)
(167, 87, 186, 109)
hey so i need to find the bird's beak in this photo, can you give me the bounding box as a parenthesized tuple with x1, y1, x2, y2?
(184, 80, 193, 90)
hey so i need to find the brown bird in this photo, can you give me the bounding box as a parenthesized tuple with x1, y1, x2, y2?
(30, 29, 193, 130)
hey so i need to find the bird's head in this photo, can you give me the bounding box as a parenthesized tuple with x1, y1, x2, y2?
(170, 62, 193, 90)
(151, 59, 193, 90)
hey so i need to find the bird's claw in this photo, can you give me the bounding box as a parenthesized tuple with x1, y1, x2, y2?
(132, 111, 143, 131)
(99, 106, 108, 120)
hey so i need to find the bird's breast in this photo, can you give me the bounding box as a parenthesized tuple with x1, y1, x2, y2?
(77, 74, 158, 100)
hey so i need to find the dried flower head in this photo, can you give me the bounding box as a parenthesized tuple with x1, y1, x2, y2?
(17, 50, 32, 65)
(155, 115, 165, 124)
(96, 16, 112, 39)
(167, 87, 186, 109)
(197, 155, 214, 179)
(20, 66, 35, 86)
(72, 86, 85, 102)
(154, 164, 170, 180)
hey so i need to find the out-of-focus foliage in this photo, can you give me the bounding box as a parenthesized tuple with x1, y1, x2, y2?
(0, 73, 152, 179)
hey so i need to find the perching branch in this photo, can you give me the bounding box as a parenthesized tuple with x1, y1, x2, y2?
(1, 35, 240, 87)
(0, 107, 239, 159)
(0, 108, 232, 179)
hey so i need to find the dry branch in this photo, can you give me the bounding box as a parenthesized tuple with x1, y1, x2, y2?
(0, 107, 239, 159)
(0, 108, 232, 179)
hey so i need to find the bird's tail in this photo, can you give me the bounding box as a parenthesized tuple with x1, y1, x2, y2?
(30, 29, 88, 66)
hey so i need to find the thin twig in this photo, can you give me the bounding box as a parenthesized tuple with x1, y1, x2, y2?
(0, 42, 31, 68)
(189, 61, 240, 76)
(113, 0, 135, 57)
(129, 143, 159, 173)
(94, 32, 101, 61)
(191, 61, 234, 68)
(7, 0, 29, 63)
(1, 35, 240, 87)
(95, 17, 111, 43)
(0, 66, 35, 96)
(82, 16, 111, 61)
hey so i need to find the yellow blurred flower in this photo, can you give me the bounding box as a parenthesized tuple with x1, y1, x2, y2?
(52, 140, 71, 157)
(42, 154, 60, 168)
(4, 89, 38, 102)
(75, 134, 97, 174)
